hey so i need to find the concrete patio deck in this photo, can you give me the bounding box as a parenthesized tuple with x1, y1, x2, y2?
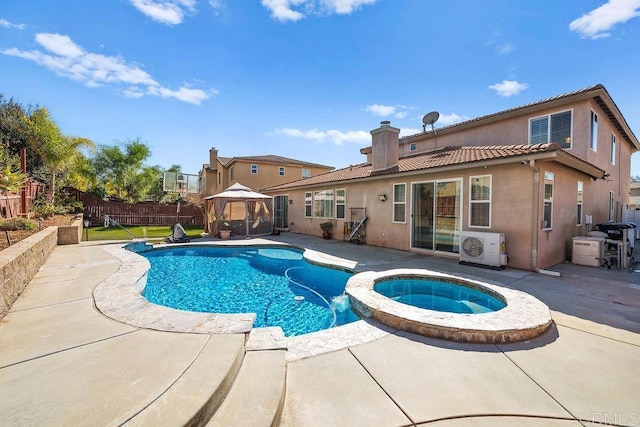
(1, 233, 639, 426)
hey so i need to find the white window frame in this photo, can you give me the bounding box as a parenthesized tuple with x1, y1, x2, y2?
(230, 166, 235, 182)
(279, 166, 285, 176)
(410, 142, 417, 151)
(590, 110, 598, 152)
(392, 183, 406, 223)
(611, 134, 616, 165)
(302, 168, 311, 178)
(313, 189, 334, 219)
(335, 188, 346, 220)
(251, 164, 258, 174)
(543, 172, 554, 230)
(529, 109, 573, 149)
(304, 192, 312, 218)
(469, 175, 491, 228)
(577, 181, 583, 226)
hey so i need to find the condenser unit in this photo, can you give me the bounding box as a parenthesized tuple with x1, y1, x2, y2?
(459, 231, 508, 269)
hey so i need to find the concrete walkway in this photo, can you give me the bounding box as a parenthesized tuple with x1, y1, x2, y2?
(1, 235, 639, 426)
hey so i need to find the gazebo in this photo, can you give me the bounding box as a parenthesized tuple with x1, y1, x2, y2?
(204, 183, 273, 237)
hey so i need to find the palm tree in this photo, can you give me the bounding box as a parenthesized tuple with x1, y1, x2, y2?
(24, 108, 94, 202)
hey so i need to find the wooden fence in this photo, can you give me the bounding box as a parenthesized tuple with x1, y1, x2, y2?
(0, 180, 46, 219)
(64, 187, 205, 227)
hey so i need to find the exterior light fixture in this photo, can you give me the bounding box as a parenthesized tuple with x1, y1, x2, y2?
(378, 194, 387, 202)
(83, 218, 91, 241)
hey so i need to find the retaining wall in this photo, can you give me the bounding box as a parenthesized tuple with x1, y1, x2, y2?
(0, 227, 59, 319)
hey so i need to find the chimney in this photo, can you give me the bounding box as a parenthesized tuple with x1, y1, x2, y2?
(370, 121, 400, 172)
(209, 147, 218, 167)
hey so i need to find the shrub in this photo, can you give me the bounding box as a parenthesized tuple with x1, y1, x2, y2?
(0, 217, 36, 231)
(31, 202, 55, 219)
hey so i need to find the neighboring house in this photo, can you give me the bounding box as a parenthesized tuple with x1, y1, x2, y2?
(629, 182, 640, 208)
(262, 84, 639, 271)
(198, 149, 334, 227)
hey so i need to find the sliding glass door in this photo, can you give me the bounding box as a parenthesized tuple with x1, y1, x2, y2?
(411, 180, 461, 253)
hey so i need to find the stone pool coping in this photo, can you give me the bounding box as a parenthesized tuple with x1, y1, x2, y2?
(93, 240, 358, 337)
(345, 269, 553, 344)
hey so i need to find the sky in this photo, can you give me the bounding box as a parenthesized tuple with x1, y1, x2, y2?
(1, 0, 640, 179)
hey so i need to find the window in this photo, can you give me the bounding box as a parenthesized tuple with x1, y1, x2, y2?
(302, 169, 311, 178)
(393, 183, 406, 223)
(590, 110, 598, 151)
(611, 134, 616, 165)
(470, 175, 491, 227)
(410, 143, 417, 151)
(577, 181, 583, 226)
(279, 167, 285, 176)
(251, 164, 258, 174)
(543, 172, 554, 229)
(336, 189, 346, 220)
(529, 110, 572, 148)
(230, 166, 235, 182)
(313, 190, 334, 218)
(304, 192, 312, 217)
(609, 191, 614, 222)
(218, 172, 221, 185)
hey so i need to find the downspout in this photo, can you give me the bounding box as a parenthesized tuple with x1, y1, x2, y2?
(530, 160, 562, 277)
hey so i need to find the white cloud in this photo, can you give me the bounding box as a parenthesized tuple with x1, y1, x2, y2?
(365, 104, 396, 116)
(496, 42, 514, 56)
(2, 32, 212, 105)
(488, 80, 528, 97)
(209, 0, 225, 14)
(129, 0, 197, 25)
(0, 19, 26, 30)
(399, 127, 421, 137)
(438, 113, 470, 126)
(277, 127, 370, 145)
(262, 0, 379, 22)
(364, 103, 410, 119)
(570, 0, 640, 39)
(322, 0, 379, 14)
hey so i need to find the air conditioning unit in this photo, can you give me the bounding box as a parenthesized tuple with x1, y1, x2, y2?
(459, 231, 507, 269)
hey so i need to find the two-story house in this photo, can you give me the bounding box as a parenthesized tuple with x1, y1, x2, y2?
(199, 149, 334, 228)
(262, 84, 639, 271)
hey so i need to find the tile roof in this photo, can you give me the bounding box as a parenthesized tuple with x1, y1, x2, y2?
(263, 143, 561, 191)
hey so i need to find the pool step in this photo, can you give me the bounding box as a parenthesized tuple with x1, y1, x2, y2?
(126, 334, 245, 427)
(207, 349, 287, 427)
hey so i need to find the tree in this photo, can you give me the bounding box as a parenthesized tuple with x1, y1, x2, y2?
(92, 139, 158, 202)
(632, 175, 640, 183)
(0, 94, 44, 178)
(24, 107, 94, 202)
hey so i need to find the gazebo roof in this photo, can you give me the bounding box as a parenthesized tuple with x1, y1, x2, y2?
(205, 182, 272, 200)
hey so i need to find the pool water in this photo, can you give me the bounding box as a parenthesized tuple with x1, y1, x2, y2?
(374, 278, 506, 314)
(140, 246, 359, 336)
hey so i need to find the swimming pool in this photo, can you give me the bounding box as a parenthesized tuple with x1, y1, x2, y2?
(374, 278, 506, 314)
(140, 246, 359, 336)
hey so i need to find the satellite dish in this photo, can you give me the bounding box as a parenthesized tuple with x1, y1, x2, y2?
(422, 111, 440, 134)
(422, 111, 439, 126)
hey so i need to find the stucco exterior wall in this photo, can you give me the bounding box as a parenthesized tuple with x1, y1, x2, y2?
(200, 160, 333, 198)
